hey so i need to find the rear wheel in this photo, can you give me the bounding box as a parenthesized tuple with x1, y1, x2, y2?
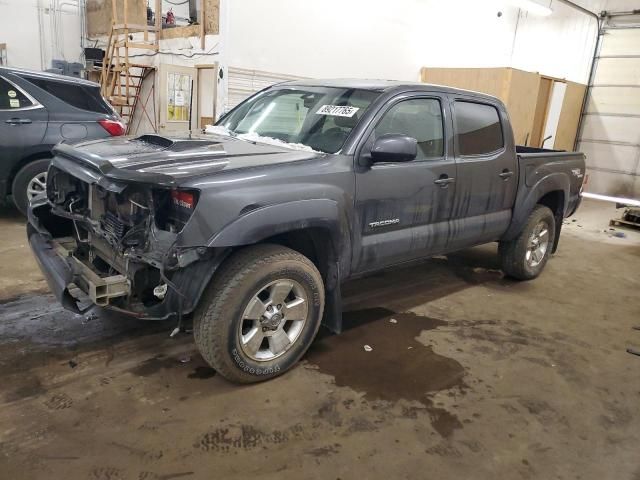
(12, 159, 50, 216)
(193, 244, 325, 383)
(499, 205, 556, 280)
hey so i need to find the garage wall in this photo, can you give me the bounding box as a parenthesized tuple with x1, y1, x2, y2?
(224, 0, 599, 84)
(0, 0, 84, 71)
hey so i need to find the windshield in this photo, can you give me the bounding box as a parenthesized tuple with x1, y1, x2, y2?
(216, 86, 381, 153)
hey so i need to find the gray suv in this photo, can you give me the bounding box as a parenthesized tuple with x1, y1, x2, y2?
(0, 67, 124, 214)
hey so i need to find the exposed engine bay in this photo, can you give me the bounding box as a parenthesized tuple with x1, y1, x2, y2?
(38, 164, 206, 316)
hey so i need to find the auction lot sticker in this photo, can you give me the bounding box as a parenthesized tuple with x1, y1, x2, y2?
(316, 105, 360, 117)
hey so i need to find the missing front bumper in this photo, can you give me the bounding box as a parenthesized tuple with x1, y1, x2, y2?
(55, 238, 130, 307)
(28, 228, 130, 310)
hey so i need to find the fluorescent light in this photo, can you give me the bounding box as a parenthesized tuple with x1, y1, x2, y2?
(511, 0, 553, 16)
(581, 192, 640, 207)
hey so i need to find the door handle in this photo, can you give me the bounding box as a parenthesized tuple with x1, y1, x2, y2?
(5, 118, 32, 125)
(499, 170, 514, 180)
(434, 175, 455, 187)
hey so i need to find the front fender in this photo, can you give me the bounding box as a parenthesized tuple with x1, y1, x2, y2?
(208, 198, 351, 335)
(208, 199, 349, 254)
(503, 172, 569, 241)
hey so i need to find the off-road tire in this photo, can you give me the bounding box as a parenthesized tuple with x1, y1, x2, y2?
(499, 205, 556, 280)
(193, 244, 325, 383)
(12, 159, 50, 216)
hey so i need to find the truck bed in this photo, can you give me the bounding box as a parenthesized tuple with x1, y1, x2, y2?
(514, 145, 586, 220)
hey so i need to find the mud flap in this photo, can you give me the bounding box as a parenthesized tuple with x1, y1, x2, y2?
(321, 261, 342, 334)
(552, 212, 563, 253)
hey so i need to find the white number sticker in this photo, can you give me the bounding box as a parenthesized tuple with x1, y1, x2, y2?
(9, 99, 20, 108)
(316, 105, 360, 117)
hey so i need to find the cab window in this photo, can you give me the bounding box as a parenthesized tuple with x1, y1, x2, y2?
(454, 101, 504, 156)
(374, 98, 444, 159)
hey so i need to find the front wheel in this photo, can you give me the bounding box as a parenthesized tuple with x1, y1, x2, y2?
(499, 205, 556, 280)
(193, 244, 325, 383)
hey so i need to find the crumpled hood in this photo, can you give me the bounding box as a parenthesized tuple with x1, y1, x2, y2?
(52, 133, 323, 184)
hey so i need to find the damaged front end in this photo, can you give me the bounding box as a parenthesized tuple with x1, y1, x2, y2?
(28, 156, 222, 320)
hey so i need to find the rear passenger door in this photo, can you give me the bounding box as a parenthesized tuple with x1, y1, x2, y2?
(448, 97, 517, 248)
(353, 94, 456, 273)
(0, 75, 48, 175)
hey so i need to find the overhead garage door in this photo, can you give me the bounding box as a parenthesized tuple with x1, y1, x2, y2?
(578, 18, 640, 198)
(226, 67, 306, 112)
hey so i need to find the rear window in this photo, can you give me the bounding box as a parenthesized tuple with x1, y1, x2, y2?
(0, 77, 34, 109)
(454, 101, 504, 156)
(24, 77, 112, 114)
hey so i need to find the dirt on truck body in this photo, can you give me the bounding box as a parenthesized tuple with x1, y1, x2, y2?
(28, 79, 585, 383)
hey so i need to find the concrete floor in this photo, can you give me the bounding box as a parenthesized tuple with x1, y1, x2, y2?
(0, 199, 638, 480)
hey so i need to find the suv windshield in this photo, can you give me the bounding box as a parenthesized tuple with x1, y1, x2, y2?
(216, 86, 380, 153)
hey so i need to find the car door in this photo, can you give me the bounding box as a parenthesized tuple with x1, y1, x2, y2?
(353, 93, 456, 273)
(446, 97, 517, 250)
(0, 75, 48, 180)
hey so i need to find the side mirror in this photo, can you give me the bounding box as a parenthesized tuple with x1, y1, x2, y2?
(371, 134, 418, 163)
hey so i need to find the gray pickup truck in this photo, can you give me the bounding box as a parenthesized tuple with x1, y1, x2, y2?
(28, 79, 585, 383)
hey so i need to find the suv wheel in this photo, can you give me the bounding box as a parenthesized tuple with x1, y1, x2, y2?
(499, 205, 556, 280)
(193, 244, 325, 383)
(12, 159, 50, 216)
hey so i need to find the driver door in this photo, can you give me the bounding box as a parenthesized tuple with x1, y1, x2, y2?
(353, 94, 457, 273)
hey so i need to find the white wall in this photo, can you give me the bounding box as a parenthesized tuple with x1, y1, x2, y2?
(0, 0, 84, 71)
(222, 0, 631, 85)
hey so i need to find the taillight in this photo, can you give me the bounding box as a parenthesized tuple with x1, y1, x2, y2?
(98, 119, 126, 136)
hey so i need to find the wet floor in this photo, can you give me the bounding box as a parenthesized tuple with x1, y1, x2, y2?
(1, 200, 639, 479)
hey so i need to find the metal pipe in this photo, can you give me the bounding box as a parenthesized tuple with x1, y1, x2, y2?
(555, 0, 602, 152)
(37, 0, 46, 69)
(601, 10, 640, 17)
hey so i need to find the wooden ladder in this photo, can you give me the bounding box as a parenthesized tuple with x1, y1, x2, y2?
(99, 0, 160, 133)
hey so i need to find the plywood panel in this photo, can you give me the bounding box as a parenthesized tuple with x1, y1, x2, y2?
(87, 0, 218, 38)
(554, 81, 586, 151)
(505, 68, 540, 146)
(204, 0, 220, 35)
(530, 77, 552, 147)
(420, 67, 510, 102)
(160, 0, 219, 38)
(87, 0, 146, 37)
(421, 67, 538, 145)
